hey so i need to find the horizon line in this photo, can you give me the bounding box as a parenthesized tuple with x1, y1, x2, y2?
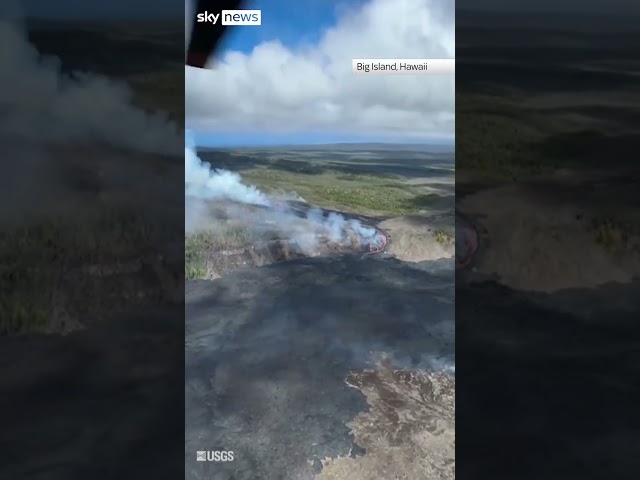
(196, 141, 455, 148)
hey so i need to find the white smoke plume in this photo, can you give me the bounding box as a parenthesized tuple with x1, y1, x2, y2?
(306, 208, 376, 242)
(184, 135, 381, 253)
(185, 135, 269, 206)
(0, 19, 181, 154)
(0, 16, 182, 224)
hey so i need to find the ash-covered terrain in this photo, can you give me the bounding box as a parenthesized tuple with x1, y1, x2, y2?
(454, 11, 640, 479)
(184, 140, 455, 479)
(1, 17, 186, 480)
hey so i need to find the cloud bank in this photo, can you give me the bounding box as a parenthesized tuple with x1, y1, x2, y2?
(185, 0, 455, 141)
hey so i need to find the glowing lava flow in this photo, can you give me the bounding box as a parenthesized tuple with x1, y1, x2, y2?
(367, 232, 388, 253)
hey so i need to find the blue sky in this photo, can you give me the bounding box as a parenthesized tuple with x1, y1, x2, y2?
(6, 0, 455, 146)
(13, 0, 457, 146)
(193, 0, 411, 147)
(218, 0, 359, 54)
(190, 0, 456, 147)
(207, 0, 428, 147)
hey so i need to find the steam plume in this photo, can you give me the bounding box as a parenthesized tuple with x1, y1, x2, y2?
(185, 134, 269, 205)
(184, 135, 380, 252)
(0, 20, 181, 154)
(0, 17, 182, 224)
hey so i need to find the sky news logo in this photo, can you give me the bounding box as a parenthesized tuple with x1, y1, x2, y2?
(196, 10, 261, 26)
(196, 450, 235, 462)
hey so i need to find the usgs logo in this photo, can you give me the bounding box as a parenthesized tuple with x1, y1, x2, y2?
(196, 450, 235, 462)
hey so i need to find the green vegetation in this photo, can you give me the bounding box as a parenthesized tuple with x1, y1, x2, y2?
(185, 225, 254, 280)
(589, 216, 625, 251)
(433, 230, 453, 246)
(1, 27, 183, 334)
(242, 168, 436, 216)
(456, 93, 556, 179)
(0, 207, 156, 334)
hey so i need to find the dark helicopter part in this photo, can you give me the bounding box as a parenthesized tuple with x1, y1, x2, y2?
(187, 0, 245, 68)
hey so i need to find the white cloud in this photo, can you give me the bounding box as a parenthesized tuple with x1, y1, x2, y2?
(185, 0, 455, 141)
